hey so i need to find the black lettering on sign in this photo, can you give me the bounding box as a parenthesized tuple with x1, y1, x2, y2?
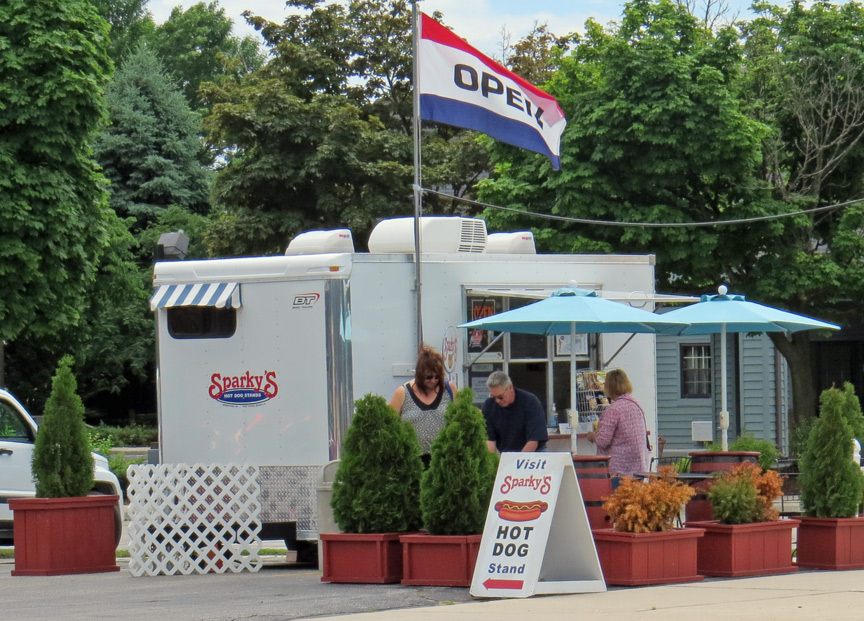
(481, 73, 504, 98)
(454, 64, 478, 91)
(506, 87, 523, 112)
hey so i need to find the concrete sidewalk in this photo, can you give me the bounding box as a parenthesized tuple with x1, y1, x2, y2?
(319, 569, 864, 620)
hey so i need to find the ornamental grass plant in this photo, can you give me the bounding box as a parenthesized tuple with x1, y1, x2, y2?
(330, 393, 424, 533)
(420, 387, 498, 535)
(31, 356, 94, 498)
(799, 383, 864, 518)
(708, 461, 783, 524)
(602, 466, 695, 533)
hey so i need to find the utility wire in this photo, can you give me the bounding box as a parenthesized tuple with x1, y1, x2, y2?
(423, 188, 864, 228)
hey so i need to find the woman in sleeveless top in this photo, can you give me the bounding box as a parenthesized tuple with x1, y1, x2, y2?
(389, 345, 457, 468)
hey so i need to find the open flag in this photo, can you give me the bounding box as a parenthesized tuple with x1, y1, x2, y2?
(418, 13, 567, 170)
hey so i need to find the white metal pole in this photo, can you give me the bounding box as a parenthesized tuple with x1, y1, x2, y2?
(720, 323, 729, 451)
(411, 0, 423, 349)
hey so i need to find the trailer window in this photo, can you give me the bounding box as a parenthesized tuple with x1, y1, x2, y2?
(167, 307, 236, 339)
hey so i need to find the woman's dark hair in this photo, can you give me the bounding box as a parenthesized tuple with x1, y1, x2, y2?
(414, 345, 446, 389)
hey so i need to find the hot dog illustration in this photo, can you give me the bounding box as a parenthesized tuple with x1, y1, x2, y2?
(494, 499, 549, 522)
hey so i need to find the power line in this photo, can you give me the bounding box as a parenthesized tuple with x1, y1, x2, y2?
(423, 188, 864, 228)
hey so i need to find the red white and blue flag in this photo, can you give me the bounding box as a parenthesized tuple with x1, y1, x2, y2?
(418, 13, 567, 170)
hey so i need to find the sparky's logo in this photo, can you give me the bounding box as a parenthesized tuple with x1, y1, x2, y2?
(293, 293, 320, 308)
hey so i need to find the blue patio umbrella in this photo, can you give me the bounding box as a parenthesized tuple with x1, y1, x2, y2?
(459, 288, 687, 422)
(660, 285, 840, 450)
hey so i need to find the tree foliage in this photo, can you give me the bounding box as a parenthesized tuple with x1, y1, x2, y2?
(330, 394, 424, 533)
(91, 0, 154, 65)
(95, 44, 212, 230)
(420, 388, 497, 535)
(32, 357, 95, 498)
(0, 0, 113, 343)
(148, 2, 263, 112)
(799, 383, 864, 518)
(203, 0, 488, 256)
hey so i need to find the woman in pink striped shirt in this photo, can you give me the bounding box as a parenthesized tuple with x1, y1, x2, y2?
(585, 369, 650, 484)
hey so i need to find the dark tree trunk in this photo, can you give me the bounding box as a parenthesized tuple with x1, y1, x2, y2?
(768, 332, 818, 430)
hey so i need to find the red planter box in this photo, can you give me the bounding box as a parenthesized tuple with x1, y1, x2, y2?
(400, 533, 482, 587)
(687, 519, 799, 577)
(320, 533, 403, 583)
(796, 516, 864, 570)
(592, 528, 705, 586)
(10, 495, 120, 576)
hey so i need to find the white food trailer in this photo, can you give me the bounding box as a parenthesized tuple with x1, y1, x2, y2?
(150, 217, 663, 552)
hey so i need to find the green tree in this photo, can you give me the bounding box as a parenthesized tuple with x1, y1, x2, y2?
(91, 0, 155, 65)
(420, 388, 497, 535)
(5, 215, 153, 418)
(799, 384, 864, 518)
(148, 2, 263, 112)
(0, 0, 113, 345)
(32, 357, 95, 498)
(95, 44, 212, 231)
(331, 394, 424, 533)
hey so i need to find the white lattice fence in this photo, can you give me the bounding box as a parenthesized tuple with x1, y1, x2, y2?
(126, 463, 262, 577)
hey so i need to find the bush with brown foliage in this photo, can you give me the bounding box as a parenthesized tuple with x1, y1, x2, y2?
(602, 466, 696, 533)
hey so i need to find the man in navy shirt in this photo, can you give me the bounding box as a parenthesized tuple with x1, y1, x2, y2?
(482, 371, 548, 452)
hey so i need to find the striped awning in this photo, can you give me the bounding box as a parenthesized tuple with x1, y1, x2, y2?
(150, 282, 241, 311)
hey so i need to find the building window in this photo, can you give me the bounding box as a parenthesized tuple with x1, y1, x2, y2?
(681, 344, 711, 398)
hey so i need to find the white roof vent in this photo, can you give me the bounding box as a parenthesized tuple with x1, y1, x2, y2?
(485, 232, 536, 254)
(285, 229, 354, 255)
(367, 217, 487, 253)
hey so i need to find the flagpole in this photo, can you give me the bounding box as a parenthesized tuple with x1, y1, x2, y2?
(411, 0, 424, 350)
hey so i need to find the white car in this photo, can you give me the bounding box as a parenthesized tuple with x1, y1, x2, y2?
(0, 388, 124, 544)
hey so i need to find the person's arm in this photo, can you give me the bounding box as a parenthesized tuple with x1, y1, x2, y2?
(487, 440, 498, 453)
(482, 399, 498, 452)
(593, 405, 618, 452)
(389, 385, 406, 415)
(521, 440, 539, 452)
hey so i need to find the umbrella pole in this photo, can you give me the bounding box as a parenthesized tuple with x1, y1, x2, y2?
(570, 323, 578, 455)
(720, 323, 729, 451)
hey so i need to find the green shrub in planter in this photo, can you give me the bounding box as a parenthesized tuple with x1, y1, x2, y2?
(799, 383, 864, 518)
(330, 394, 424, 533)
(32, 356, 94, 498)
(421, 387, 498, 536)
(729, 434, 778, 471)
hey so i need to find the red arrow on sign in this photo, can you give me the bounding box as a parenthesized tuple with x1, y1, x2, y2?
(483, 578, 524, 590)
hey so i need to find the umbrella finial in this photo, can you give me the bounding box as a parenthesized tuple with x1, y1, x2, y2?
(718, 285, 728, 296)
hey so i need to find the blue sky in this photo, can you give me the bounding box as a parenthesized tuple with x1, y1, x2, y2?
(148, 0, 760, 58)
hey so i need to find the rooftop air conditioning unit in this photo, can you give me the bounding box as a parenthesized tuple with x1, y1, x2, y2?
(367, 217, 487, 253)
(285, 229, 354, 255)
(485, 231, 536, 254)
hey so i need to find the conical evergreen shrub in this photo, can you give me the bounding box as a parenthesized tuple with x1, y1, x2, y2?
(330, 393, 424, 533)
(31, 356, 94, 498)
(800, 383, 864, 518)
(421, 387, 498, 535)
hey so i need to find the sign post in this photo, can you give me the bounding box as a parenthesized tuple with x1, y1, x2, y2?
(470, 452, 606, 598)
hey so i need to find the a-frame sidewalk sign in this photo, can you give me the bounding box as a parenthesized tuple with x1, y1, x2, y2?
(470, 452, 607, 598)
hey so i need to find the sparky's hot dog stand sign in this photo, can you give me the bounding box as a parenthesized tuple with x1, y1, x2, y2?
(470, 452, 607, 598)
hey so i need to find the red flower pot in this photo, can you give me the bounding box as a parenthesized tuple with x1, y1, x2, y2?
(9, 495, 120, 576)
(592, 528, 705, 586)
(400, 533, 482, 587)
(687, 519, 799, 577)
(320, 532, 403, 583)
(796, 516, 864, 570)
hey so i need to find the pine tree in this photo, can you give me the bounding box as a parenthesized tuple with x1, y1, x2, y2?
(421, 388, 498, 535)
(800, 384, 864, 518)
(94, 44, 211, 230)
(330, 394, 423, 533)
(31, 357, 95, 498)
